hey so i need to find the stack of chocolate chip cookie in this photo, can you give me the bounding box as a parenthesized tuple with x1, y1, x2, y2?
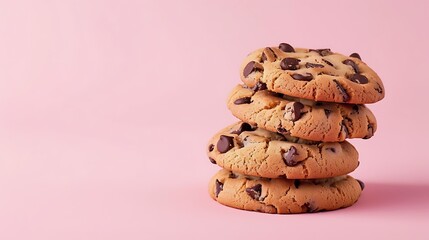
(207, 43, 385, 214)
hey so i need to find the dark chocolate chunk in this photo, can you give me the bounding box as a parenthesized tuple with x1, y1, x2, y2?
(350, 53, 361, 60)
(287, 102, 305, 121)
(208, 144, 214, 152)
(280, 58, 301, 70)
(302, 202, 317, 213)
(234, 97, 252, 105)
(231, 122, 254, 135)
(261, 52, 267, 62)
(352, 105, 360, 113)
(333, 79, 350, 102)
(305, 62, 324, 68)
(215, 179, 223, 197)
(310, 48, 332, 56)
(209, 157, 216, 164)
(357, 179, 365, 190)
(363, 124, 374, 139)
(252, 81, 267, 92)
(341, 120, 350, 138)
(243, 61, 263, 77)
(217, 135, 234, 153)
(375, 82, 383, 93)
(294, 179, 301, 189)
(277, 127, 289, 134)
(246, 184, 262, 200)
(349, 74, 369, 84)
(375, 87, 383, 93)
(292, 73, 313, 81)
(343, 59, 360, 73)
(279, 43, 295, 52)
(282, 146, 299, 166)
(322, 59, 334, 67)
(228, 172, 238, 179)
(326, 147, 336, 153)
(324, 109, 332, 118)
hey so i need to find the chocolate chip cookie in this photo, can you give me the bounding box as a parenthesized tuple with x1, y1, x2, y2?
(209, 169, 363, 214)
(241, 43, 384, 104)
(227, 85, 377, 142)
(207, 122, 359, 179)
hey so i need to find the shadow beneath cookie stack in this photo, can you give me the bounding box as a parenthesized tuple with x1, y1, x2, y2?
(356, 182, 429, 211)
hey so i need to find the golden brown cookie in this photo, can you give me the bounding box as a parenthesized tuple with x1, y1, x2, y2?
(209, 169, 364, 214)
(240, 43, 384, 104)
(207, 122, 359, 179)
(227, 84, 377, 142)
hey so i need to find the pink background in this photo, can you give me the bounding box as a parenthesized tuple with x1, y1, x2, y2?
(0, 0, 428, 239)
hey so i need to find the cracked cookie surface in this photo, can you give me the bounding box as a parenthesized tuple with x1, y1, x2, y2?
(240, 43, 384, 104)
(207, 122, 359, 179)
(227, 84, 377, 142)
(209, 169, 363, 214)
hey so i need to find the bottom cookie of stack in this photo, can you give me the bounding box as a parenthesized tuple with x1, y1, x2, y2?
(209, 169, 363, 214)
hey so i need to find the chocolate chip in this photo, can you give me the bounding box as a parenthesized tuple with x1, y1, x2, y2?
(231, 122, 253, 135)
(375, 87, 383, 93)
(229, 172, 238, 179)
(375, 82, 383, 93)
(349, 74, 369, 84)
(217, 135, 234, 153)
(322, 59, 334, 67)
(209, 157, 216, 164)
(324, 109, 332, 118)
(310, 48, 332, 56)
(280, 58, 301, 70)
(352, 105, 360, 113)
(252, 81, 267, 92)
(363, 124, 374, 139)
(246, 184, 262, 200)
(292, 73, 313, 81)
(357, 179, 365, 190)
(341, 120, 350, 138)
(243, 61, 256, 77)
(277, 127, 289, 134)
(279, 43, 295, 52)
(305, 62, 324, 68)
(261, 53, 267, 62)
(333, 79, 350, 102)
(234, 97, 252, 105)
(326, 147, 336, 153)
(343, 59, 360, 74)
(243, 61, 263, 77)
(208, 144, 214, 152)
(350, 53, 361, 60)
(302, 202, 317, 213)
(294, 179, 301, 189)
(285, 102, 305, 121)
(215, 179, 223, 197)
(282, 146, 299, 166)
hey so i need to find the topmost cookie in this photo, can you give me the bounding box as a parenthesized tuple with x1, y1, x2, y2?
(240, 43, 385, 104)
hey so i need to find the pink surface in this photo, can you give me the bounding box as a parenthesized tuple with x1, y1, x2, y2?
(0, 0, 428, 239)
